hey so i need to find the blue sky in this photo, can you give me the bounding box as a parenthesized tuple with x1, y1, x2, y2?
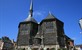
(0, 0, 82, 45)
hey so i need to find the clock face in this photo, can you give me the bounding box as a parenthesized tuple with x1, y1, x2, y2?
(20, 24, 30, 35)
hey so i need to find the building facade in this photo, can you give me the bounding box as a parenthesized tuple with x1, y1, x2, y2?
(0, 40, 4, 50)
(0, 37, 14, 50)
(75, 44, 82, 50)
(17, 0, 74, 50)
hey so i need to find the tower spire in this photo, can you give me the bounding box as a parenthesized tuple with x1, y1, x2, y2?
(24, 0, 37, 23)
(29, 0, 33, 17)
(30, 0, 33, 10)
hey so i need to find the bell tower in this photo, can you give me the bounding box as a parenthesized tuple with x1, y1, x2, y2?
(17, 0, 38, 50)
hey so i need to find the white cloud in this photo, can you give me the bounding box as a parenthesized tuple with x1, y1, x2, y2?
(32, 11, 47, 22)
(33, 11, 46, 17)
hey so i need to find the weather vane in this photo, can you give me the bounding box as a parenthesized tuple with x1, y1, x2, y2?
(79, 18, 82, 34)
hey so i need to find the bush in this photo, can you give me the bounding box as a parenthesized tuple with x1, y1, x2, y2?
(58, 48, 62, 50)
(58, 48, 67, 50)
(50, 48, 56, 50)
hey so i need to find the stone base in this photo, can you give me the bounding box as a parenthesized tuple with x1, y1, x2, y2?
(17, 45, 60, 50)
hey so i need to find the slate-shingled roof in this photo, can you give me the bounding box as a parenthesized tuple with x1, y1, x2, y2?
(44, 12, 56, 20)
(23, 15, 37, 23)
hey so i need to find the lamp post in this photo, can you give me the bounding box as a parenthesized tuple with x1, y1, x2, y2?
(79, 18, 82, 34)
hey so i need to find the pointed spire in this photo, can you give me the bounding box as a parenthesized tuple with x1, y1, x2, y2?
(29, 0, 33, 17)
(23, 0, 37, 23)
(30, 0, 33, 10)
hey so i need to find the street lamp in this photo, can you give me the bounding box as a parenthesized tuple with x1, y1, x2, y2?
(79, 18, 82, 34)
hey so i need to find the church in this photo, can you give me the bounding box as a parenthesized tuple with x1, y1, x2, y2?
(17, 0, 74, 50)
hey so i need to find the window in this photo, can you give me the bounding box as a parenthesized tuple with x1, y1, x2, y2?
(46, 22, 53, 29)
(20, 24, 30, 35)
(45, 22, 54, 33)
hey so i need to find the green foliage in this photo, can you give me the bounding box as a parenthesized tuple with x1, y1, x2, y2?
(63, 48, 67, 50)
(58, 48, 62, 50)
(22, 48, 25, 50)
(58, 48, 67, 50)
